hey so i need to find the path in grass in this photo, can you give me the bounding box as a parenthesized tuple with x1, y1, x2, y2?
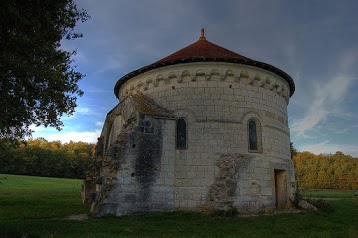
(0, 174, 357, 238)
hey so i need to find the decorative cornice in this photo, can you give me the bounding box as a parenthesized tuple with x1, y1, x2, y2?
(114, 58, 295, 99)
(121, 65, 291, 103)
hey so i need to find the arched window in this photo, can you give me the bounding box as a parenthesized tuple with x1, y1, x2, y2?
(176, 118, 187, 149)
(249, 120, 257, 150)
(248, 118, 262, 152)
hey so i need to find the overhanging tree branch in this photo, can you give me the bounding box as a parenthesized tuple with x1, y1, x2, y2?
(0, 0, 90, 140)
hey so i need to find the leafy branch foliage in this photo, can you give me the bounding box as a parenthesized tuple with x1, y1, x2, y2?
(0, 0, 89, 139)
(0, 138, 95, 179)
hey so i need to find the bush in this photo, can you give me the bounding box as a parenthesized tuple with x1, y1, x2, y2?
(292, 189, 303, 208)
(305, 198, 335, 213)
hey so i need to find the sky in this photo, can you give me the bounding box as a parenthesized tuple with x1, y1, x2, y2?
(31, 0, 358, 156)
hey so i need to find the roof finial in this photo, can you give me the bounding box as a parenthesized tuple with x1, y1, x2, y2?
(200, 28, 206, 40)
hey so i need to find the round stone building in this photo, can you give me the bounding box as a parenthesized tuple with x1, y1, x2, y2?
(83, 29, 296, 216)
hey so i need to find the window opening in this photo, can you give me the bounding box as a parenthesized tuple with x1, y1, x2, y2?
(249, 120, 257, 150)
(248, 118, 262, 153)
(176, 118, 187, 149)
(140, 119, 154, 134)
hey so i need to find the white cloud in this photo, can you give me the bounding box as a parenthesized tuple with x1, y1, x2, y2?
(95, 121, 104, 127)
(290, 74, 351, 137)
(46, 130, 101, 144)
(60, 106, 104, 121)
(29, 125, 101, 144)
(300, 141, 358, 157)
(94, 55, 125, 74)
(86, 86, 111, 94)
(291, 53, 356, 137)
(76, 107, 90, 114)
(29, 124, 41, 132)
(59, 107, 90, 121)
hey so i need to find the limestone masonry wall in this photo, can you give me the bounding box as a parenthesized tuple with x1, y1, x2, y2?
(88, 62, 296, 216)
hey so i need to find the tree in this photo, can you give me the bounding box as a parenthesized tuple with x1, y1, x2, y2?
(293, 150, 358, 190)
(0, 138, 95, 179)
(290, 142, 297, 159)
(0, 0, 90, 140)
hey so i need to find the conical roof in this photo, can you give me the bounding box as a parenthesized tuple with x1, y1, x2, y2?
(114, 29, 295, 98)
(157, 29, 250, 63)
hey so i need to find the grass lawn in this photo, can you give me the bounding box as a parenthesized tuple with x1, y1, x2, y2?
(301, 189, 356, 198)
(0, 174, 358, 238)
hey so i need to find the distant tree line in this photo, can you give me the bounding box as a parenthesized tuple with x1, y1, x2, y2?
(0, 138, 95, 179)
(293, 151, 358, 190)
(1, 138, 357, 189)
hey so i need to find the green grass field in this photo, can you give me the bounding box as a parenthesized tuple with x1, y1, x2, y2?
(0, 174, 357, 238)
(301, 189, 356, 198)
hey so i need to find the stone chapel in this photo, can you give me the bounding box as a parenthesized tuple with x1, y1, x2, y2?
(82, 29, 296, 216)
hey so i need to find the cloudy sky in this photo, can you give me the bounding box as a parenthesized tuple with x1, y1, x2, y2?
(31, 0, 358, 156)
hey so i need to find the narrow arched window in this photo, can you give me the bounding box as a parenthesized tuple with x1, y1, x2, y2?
(248, 118, 262, 152)
(249, 121, 258, 150)
(176, 118, 187, 149)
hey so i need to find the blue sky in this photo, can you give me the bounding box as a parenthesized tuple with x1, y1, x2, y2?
(31, 0, 358, 156)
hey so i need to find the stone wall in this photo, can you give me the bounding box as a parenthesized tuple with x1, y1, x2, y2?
(91, 114, 176, 216)
(120, 62, 294, 213)
(89, 62, 296, 216)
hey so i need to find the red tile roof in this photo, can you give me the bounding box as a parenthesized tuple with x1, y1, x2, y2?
(114, 29, 295, 98)
(157, 33, 250, 63)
